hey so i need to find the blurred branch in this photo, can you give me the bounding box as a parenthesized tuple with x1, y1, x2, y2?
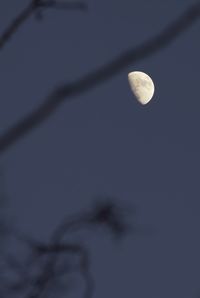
(0, 0, 86, 50)
(51, 199, 130, 243)
(25, 244, 93, 298)
(0, 199, 131, 298)
(1, 1, 200, 153)
(0, 1, 35, 49)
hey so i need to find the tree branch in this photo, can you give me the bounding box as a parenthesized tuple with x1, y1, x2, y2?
(0, 0, 86, 50)
(1, 2, 200, 153)
(26, 244, 93, 298)
(0, 1, 35, 50)
(0, 200, 128, 298)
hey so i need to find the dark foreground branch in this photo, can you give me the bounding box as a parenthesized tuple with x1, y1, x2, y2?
(25, 244, 93, 298)
(0, 0, 86, 50)
(0, 1, 35, 49)
(0, 199, 131, 298)
(1, 2, 200, 153)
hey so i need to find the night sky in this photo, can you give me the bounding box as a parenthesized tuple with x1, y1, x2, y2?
(1, 0, 200, 297)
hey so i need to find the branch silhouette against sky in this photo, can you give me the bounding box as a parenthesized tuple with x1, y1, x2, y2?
(0, 1, 200, 153)
(0, 199, 132, 298)
(0, 0, 87, 50)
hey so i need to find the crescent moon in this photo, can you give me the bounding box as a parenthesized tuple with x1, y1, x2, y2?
(128, 71, 155, 105)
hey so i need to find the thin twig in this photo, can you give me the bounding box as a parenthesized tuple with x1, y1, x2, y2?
(0, 0, 86, 50)
(0, 1, 200, 153)
(26, 243, 93, 298)
(0, 1, 35, 50)
(1, 200, 129, 298)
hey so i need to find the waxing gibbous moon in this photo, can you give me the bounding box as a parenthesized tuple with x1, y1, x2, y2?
(128, 71, 155, 105)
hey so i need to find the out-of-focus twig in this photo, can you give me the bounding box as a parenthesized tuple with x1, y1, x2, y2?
(0, 1, 35, 49)
(0, 0, 86, 50)
(0, 199, 131, 298)
(0, 1, 200, 153)
(26, 244, 93, 298)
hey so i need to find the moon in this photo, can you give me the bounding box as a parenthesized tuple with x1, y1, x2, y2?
(128, 71, 155, 105)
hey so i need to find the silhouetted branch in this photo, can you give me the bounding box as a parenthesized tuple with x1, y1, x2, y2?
(79, 249, 93, 298)
(0, 0, 86, 50)
(25, 244, 93, 298)
(0, 199, 132, 298)
(50, 199, 132, 245)
(1, 1, 200, 153)
(0, 1, 35, 49)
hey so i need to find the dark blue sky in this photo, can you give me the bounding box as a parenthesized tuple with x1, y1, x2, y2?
(1, 0, 200, 297)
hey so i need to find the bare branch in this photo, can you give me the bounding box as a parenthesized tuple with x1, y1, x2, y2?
(22, 243, 93, 298)
(79, 249, 94, 298)
(1, 199, 130, 298)
(0, 0, 86, 50)
(51, 199, 131, 243)
(1, 1, 200, 153)
(0, 1, 35, 50)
